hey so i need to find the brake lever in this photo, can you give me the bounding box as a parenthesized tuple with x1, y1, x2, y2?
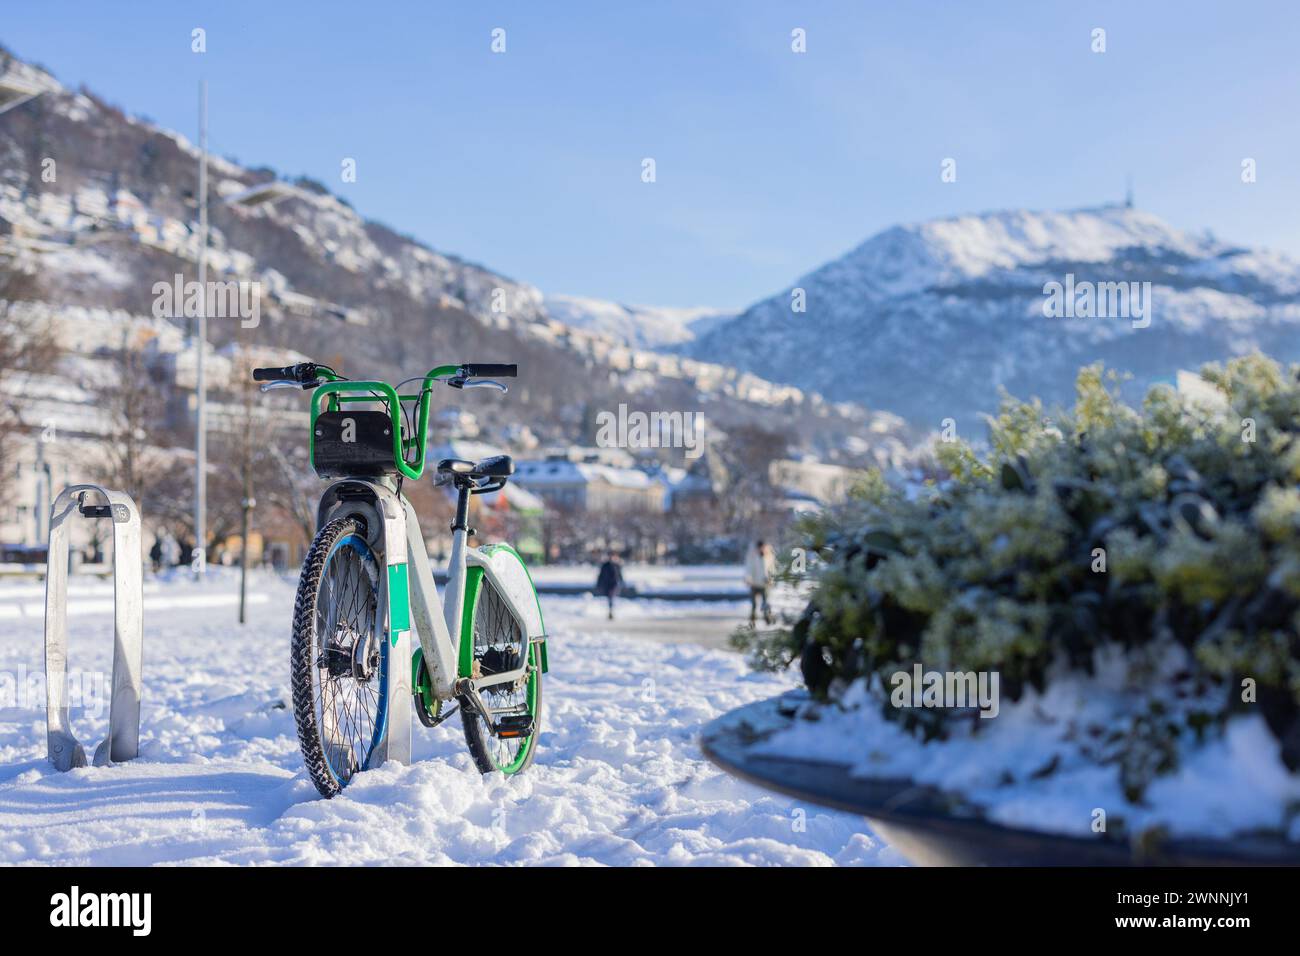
(462, 379, 508, 393)
(260, 380, 320, 392)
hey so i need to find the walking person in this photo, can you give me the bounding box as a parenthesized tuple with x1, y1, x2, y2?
(594, 550, 624, 620)
(744, 539, 776, 626)
(161, 532, 181, 570)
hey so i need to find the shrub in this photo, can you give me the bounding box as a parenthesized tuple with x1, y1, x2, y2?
(737, 355, 1300, 795)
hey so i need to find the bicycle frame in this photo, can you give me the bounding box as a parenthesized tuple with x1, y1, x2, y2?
(258, 359, 544, 786)
(314, 473, 547, 765)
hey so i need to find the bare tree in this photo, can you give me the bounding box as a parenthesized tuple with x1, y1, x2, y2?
(713, 423, 793, 540)
(207, 352, 319, 562)
(92, 331, 174, 506)
(540, 500, 589, 563)
(259, 436, 320, 547)
(667, 495, 730, 562)
(0, 258, 58, 500)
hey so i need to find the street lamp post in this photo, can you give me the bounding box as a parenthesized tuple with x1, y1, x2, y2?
(33, 432, 52, 544)
(239, 489, 255, 624)
(193, 79, 208, 577)
(238, 371, 255, 625)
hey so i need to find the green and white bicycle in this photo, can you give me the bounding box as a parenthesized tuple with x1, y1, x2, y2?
(253, 361, 548, 798)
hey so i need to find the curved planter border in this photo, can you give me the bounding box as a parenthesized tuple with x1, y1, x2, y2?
(701, 694, 1300, 866)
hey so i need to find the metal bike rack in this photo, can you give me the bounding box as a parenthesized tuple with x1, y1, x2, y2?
(44, 485, 143, 770)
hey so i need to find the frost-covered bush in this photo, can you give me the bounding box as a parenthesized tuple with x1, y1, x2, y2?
(741, 355, 1300, 798)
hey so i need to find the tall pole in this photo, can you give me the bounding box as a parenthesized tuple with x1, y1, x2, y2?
(34, 435, 49, 544)
(239, 368, 254, 624)
(194, 79, 208, 577)
(239, 465, 254, 624)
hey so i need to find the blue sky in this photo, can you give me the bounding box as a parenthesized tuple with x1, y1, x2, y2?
(4, 1, 1299, 310)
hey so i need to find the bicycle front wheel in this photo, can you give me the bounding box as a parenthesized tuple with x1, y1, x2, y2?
(291, 516, 388, 798)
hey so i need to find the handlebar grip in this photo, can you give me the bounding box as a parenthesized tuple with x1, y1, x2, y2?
(253, 363, 320, 383)
(252, 366, 298, 382)
(461, 363, 517, 378)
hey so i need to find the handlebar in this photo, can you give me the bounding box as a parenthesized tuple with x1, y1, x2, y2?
(250, 362, 514, 386)
(256, 360, 519, 482)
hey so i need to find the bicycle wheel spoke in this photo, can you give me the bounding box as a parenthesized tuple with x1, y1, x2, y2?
(301, 533, 383, 789)
(470, 581, 531, 768)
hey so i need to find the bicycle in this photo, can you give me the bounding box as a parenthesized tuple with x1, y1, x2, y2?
(253, 360, 549, 798)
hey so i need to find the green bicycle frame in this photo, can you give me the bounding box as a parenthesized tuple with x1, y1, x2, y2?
(308, 365, 460, 481)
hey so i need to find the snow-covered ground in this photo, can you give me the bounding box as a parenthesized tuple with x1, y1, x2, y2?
(0, 572, 897, 866)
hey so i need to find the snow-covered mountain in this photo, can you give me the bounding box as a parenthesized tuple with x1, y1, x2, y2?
(543, 294, 730, 350)
(690, 205, 1300, 427)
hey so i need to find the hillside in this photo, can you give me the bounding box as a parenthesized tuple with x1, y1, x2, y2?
(0, 46, 909, 469)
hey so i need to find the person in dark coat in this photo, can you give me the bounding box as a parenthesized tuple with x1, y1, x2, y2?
(594, 551, 624, 620)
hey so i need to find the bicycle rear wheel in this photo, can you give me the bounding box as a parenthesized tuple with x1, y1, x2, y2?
(460, 550, 543, 775)
(291, 516, 388, 798)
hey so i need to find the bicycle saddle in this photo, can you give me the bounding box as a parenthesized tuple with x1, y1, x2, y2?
(436, 455, 515, 479)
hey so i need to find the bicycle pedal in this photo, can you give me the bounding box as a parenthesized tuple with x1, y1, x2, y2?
(493, 714, 534, 739)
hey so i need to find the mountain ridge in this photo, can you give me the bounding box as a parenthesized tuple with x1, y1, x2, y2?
(687, 204, 1300, 426)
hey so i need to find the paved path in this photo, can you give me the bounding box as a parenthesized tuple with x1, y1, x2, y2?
(559, 603, 752, 651)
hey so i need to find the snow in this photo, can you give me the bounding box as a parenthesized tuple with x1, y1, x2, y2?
(544, 294, 731, 350)
(752, 647, 1300, 843)
(514, 459, 657, 490)
(1186, 248, 1300, 295)
(37, 247, 132, 288)
(0, 572, 898, 865)
(826, 206, 1220, 301)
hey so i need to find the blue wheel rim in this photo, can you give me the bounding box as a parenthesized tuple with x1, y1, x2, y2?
(318, 533, 388, 786)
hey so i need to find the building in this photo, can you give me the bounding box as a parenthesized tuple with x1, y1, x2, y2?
(424, 440, 546, 563)
(664, 454, 724, 510)
(434, 407, 480, 438)
(768, 457, 860, 507)
(513, 455, 665, 513)
(468, 482, 545, 564)
(534, 444, 635, 468)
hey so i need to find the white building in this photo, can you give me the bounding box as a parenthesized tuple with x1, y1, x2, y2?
(768, 457, 861, 506)
(513, 457, 665, 513)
